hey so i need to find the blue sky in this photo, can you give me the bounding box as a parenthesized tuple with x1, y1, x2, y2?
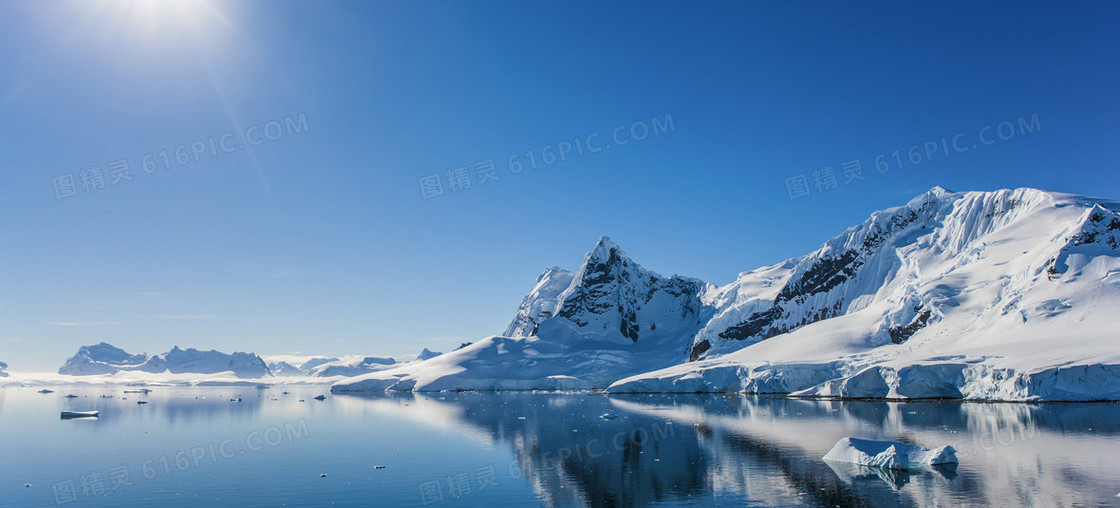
(1, 1, 1117, 370)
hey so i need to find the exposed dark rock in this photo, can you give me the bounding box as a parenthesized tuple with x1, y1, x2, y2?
(890, 309, 932, 344)
(718, 307, 783, 341)
(776, 251, 859, 303)
(688, 340, 711, 362)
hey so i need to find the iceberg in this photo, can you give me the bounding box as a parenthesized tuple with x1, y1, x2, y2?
(822, 437, 957, 470)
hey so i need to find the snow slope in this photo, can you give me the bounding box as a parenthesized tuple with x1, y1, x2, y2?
(610, 187, 1120, 401)
(59, 342, 272, 379)
(336, 187, 1120, 400)
(503, 266, 575, 337)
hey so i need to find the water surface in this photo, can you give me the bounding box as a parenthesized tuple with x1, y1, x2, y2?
(2, 386, 1118, 507)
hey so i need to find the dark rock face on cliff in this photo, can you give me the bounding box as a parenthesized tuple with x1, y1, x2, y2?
(518, 237, 710, 352)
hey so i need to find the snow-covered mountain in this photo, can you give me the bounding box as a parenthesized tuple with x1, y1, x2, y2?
(611, 187, 1120, 401)
(264, 357, 340, 376)
(298, 357, 339, 372)
(334, 237, 713, 391)
(534, 237, 710, 348)
(307, 356, 397, 377)
(59, 342, 272, 378)
(59, 342, 165, 375)
(335, 187, 1120, 400)
(262, 350, 440, 378)
(267, 361, 304, 376)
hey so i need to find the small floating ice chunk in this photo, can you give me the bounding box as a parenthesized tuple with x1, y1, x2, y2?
(38, 389, 54, 394)
(61, 410, 99, 419)
(64, 394, 78, 399)
(313, 395, 326, 401)
(823, 437, 957, 470)
(599, 412, 618, 420)
(137, 401, 148, 405)
(319, 473, 327, 478)
(374, 465, 386, 469)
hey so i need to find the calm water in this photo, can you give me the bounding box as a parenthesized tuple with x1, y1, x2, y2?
(1, 386, 1118, 507)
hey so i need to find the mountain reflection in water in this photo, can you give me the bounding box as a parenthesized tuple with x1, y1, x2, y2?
(338, 392, 1120, 507)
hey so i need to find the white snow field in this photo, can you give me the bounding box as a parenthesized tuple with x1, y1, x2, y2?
(822, 437, 958, 470)
(336, 187, 1120, 400)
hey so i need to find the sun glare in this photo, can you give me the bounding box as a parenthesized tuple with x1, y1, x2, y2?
(93, 0, 233, 46)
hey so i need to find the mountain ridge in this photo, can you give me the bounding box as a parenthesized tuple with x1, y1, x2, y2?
(334, 186, 1120, 400)
(59, 342, 272, 378)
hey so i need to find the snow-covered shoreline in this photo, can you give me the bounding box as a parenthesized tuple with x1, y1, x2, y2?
(606, 363, 1120, 402)
(9, 370, 1118, 403)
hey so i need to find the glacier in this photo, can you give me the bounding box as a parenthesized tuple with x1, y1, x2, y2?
(335, 187, 1120, 401)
